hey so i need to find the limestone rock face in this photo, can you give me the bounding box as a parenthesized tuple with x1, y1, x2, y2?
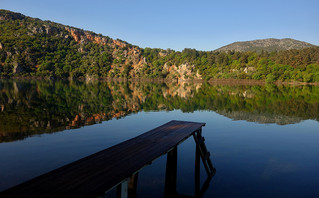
(13, 61, 24, 74)
(44, 25, 58, 35)
(163, 63, 202, 81)
(64, 27, 110, 45)
(112, 40, 127, 48)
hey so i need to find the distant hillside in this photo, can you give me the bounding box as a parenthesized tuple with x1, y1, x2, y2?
(216, 38, 317, 52)
(1, 10, 319, 83)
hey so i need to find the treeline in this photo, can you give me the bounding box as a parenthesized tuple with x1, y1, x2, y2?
(1, 9, 319, 82)
(141, 47, 319, 82)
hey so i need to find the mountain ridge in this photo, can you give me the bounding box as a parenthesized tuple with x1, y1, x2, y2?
(216, 38, 317, 52)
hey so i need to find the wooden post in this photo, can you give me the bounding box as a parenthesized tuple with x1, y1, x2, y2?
(117, 179, 128, 198)
(164, 146, 178, 198)
(128, 173, 139, 198)
(194, 128, 213, 176)
(195, 143, 200, 197)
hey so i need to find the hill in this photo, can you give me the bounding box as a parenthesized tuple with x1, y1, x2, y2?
(0, 9, 319, 83)
(0, 9, 148, 79)
(216, 38, 317, 52)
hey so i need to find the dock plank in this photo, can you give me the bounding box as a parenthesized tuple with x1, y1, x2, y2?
(1, 120, 205, 198)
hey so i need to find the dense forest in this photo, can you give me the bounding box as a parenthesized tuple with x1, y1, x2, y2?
(1, 9, 319, 82)
(142, 47, 319, 82)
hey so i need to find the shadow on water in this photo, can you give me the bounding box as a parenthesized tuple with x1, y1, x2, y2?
(0, 79, 319, 142)
(111, 147, 216, 198)
(104, 130, 216, 198)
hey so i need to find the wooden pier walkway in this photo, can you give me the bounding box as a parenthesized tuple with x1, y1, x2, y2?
(1, 120, 215, 198)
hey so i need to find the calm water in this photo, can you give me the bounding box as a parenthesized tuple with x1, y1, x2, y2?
(0, 79, 319, 197)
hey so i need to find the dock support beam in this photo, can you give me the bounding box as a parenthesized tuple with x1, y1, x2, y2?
(164, 146, 178, 198)
(195, 143, 201, 196)
(193, 129, 215, 177)
(128, 173, 138, 198)
(117, 179, 128, 198)
(116, 173, 138, 198)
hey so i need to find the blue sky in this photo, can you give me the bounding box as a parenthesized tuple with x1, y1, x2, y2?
(2, 0, 319, 51)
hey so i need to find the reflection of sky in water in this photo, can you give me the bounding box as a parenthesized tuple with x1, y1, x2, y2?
(0, 110, 319, 197)
(262, 158, 299, 181)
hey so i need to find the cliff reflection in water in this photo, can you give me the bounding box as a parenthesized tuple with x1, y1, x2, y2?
(0, 79, 318, 142)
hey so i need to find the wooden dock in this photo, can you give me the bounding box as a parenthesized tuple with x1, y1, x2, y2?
(1, 120, 215, 198)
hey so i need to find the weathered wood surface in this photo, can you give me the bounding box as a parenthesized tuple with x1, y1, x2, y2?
(1, 120, 205, 198)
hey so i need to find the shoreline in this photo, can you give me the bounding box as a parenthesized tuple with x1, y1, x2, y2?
(1, 76, 319, 86)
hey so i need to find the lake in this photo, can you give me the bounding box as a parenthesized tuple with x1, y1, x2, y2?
(0, 79, 319, 197)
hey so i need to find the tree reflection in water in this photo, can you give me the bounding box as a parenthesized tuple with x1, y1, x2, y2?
(0, 79, 318, 142)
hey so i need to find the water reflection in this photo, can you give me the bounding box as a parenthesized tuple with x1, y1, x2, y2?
(0, 79, 318, 142)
